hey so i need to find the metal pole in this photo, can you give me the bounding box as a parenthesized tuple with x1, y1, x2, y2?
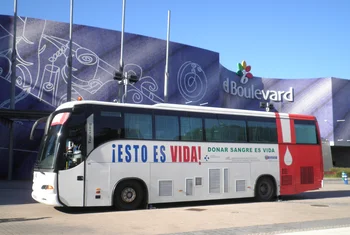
(124, 72, 128, 102)
(10, 0, 17, 109)
(119, 0, 126, 103)
(164, 10, 171, 103)
(120, 0, 126, 72)
(8, 124, 14, 180)
(67, 0, 74, 102)
(8, 0, 18, 181)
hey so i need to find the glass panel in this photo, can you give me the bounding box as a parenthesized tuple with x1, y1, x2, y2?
(155, 115, 179, 140)
(61, 112, 87, 169)
(124, 113, 152, 140)
(180, 116, 203, 141)
(95, 110, 123, 148)
(295, 121, 317, 144)
(205, 118, 246, 142)
(248, 120, 277, 143)
(36, 125, 62, 169)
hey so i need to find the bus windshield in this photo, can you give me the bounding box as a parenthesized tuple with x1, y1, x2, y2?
(36, 125, 63, 169)
(35, 112, 71, 170)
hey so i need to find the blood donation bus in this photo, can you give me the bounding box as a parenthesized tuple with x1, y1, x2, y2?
(30, 100, 324, 210)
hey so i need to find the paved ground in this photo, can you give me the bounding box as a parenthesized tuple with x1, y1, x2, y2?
(0, 180, 350, 235)
(277, 227, 350, 235)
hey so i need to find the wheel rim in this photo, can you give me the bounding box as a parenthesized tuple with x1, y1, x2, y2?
(259, 182, 272, 198)
(121, 187, 136, 203)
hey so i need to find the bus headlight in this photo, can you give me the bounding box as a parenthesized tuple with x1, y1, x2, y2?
(41, 185, 54, 190)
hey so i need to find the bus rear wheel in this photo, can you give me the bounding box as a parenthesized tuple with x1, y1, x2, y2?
(113, 180, 143, 211)
(255, 176, 276, 202)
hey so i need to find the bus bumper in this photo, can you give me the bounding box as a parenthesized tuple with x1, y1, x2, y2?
(31, 190, 63, 207)
(32, 171, 62, 207)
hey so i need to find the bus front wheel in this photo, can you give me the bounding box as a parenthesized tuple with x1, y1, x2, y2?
(113, 180, 144, 211)
(255, 176, 276, 202)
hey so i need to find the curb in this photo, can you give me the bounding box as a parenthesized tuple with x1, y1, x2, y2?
(323, 178, 346, 184)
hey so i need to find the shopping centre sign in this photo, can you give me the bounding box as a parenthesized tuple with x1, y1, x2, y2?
(223, 61, 294, 102)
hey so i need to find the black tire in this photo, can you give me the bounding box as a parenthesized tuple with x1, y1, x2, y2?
(255, 177, 276, 202)
(113, 180, 144, 211)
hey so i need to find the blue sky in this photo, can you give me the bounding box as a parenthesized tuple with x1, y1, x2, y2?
(1, 0, 350, 79)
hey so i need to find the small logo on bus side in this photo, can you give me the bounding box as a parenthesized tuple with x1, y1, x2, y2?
(265, 155, 278, 160)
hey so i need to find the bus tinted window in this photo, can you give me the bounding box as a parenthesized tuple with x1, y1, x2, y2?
(94, 111, 123, 148)
(247, 120, 277, 143)
(155, 115, 179, 140)
(124, 113, 152, 140)
(180, 116, 203, 141)
(205, 118, 246, 142)
(295, 120, 318, 144)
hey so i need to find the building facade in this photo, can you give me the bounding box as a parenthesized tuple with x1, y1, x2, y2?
(0, 15, 349, 180)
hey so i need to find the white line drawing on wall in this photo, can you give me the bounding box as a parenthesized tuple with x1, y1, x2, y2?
(0, 16, 210, 108)
(0, 87, 31, 109)
(36, 35, 167, 106)
(123, 64, 164, 104)
(177, 61, 208, 103)
(0, 50, 11, 81)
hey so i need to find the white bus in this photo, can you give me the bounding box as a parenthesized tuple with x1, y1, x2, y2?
(30, 100, 324, 210)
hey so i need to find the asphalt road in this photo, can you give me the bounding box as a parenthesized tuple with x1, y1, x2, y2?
(0, 181, 350, 235)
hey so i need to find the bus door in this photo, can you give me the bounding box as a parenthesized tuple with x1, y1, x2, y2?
(84, 108, 124, 207)
(57, 111, 89, 207)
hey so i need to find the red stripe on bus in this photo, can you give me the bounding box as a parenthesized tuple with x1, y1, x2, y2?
(289, 117, 296, 144)
(275, 112, 283, 143)
(289, 114, 315, 120)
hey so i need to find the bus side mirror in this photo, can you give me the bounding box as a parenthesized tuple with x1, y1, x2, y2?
(30, 116, 48, 141)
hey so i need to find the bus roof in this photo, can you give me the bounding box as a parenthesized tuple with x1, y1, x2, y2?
(55, 100, 315, 120)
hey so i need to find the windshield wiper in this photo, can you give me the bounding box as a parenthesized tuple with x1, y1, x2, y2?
(34, 160, 46, 175)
